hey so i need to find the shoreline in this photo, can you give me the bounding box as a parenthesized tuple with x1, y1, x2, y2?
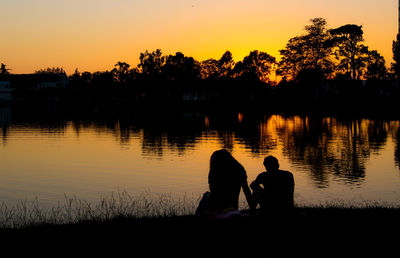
(2, 207, 399, 256)
(3, 205, 400, 231)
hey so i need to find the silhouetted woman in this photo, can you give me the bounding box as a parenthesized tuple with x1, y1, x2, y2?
(197, 149, 254, 215)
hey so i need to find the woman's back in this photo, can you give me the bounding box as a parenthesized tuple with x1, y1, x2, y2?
(207, 150, 247, 212)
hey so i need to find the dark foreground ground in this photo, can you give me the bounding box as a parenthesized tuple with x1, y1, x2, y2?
(1, 208, 399, 257)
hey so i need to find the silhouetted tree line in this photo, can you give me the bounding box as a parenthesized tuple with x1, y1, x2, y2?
(35, 67, 67, 75)
(277, 18, 390, 81)
(3, 17, 400, 109)
(66, 49, 275, 87)
(64, 19, 396, 85)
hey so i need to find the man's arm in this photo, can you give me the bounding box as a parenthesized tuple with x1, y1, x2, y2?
(242, 179, 256, 210)
(250, 175, 262, 191)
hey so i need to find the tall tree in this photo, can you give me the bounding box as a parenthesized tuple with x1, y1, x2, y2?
(218, 51, 235, 79)
(303, 18, 334, 73)
(162, 52, 200, 81)
(365, 50, 387, 80)
(0, 63, 10, 75)
(200, 51, 235, 80)
(392, 33, 400, 79)
(277, 18, 334, 81)
(329, 24, 369, 80)
(80, 71, 92, 84)
(68, 68, 81, 85)
(232, 50, 276, 83)
(277, 36, 307, 80)
(200, 58, 219, 80)
(112, 61, 131, 83)
(138, 49, 165, 79)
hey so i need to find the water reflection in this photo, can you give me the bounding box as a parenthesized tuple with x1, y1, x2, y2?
(1, 106, 399, 187)
(275, 116, 385, 187)
(0, 107, 11, 145)
(396, 128, 400, 169)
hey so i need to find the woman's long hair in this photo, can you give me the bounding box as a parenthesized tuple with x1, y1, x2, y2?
(209, 149, 243, 176)
(208, 149, 244, 211)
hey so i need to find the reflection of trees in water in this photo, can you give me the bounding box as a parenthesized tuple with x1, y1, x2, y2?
(0, 108, 11, 145)
(141, 128, 200, 158)
(395, 127, 400, 169)
(15, 121, 68, 135)
(0, 110, 9, 145)
(1, 127, 7, 145)
(142, 130, 166, 158)
(269, 116, 393, 187)
(234, 117, 278, 155)
(71, 116, 203, 158)
(5, 107, 399, 185)
(216, 132, 235, 152)
(99, 111, 274, 157)
(137, 112, 205, 158)
(61, 114, 399, 186)
(71, 120, 135, 142)
(165, 133, 198, 156)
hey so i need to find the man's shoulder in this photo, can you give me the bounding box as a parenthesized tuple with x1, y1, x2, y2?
(256, 171, 268, 178)
(253, 171, 266, 181)
(279, 170, 294, 178)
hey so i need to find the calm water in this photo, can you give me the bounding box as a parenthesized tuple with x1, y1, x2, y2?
(1, 107, 400, 209)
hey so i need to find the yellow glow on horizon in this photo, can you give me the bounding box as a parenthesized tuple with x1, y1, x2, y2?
(0, 0, 397, 74)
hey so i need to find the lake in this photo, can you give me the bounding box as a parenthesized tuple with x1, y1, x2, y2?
(1, 106, 400, 209)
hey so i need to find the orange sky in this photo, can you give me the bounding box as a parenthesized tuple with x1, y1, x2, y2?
(0, 0, 397, 74)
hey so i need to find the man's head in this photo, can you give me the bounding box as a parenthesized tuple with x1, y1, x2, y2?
(263, 155, 279, 171)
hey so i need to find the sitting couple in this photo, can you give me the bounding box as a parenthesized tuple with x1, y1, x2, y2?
(196, 149, 295, 217)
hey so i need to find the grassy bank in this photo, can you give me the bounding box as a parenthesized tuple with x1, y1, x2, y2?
(0, 191, 198, 229)
(1, 193, 399, 257)
(2, 191, 398, 230)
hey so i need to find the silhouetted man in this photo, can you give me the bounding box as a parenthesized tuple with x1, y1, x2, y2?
(250, 156, 294, 213)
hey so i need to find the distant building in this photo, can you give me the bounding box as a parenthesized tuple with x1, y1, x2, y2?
(9, 73, 69, 89)
(36, 73, 69, 89)
(0, 80, 14, 101)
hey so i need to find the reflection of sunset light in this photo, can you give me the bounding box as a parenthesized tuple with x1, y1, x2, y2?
(204, 116, 210, 128)
(1, 114, 400, 208)
(266, 115, 308, 133)
(238, 113, 243, 123)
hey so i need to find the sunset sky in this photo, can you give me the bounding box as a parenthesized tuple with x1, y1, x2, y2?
(0, 0, 397, 74)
